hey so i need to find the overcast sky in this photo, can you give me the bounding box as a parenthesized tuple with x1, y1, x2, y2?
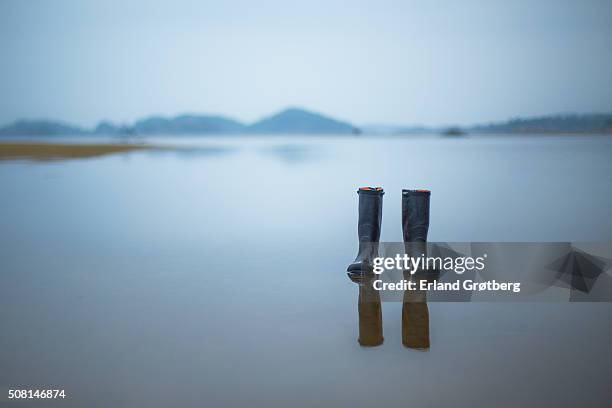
(1, 0, 611, 127)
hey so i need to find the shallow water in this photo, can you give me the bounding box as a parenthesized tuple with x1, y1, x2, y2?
(1, 134, 611, 407)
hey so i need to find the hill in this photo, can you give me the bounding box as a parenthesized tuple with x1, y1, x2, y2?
(248, 108, 356, 134)
(471, 114, 612, 134)
(133, 115, 245, 134)
(0, 120, 85, 136)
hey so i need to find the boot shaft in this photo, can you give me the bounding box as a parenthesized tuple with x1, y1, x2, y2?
(402, 189, 430, 243)
(357, 187, 384, 243)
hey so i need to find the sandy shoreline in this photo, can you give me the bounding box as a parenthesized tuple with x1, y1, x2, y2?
(0, 141, 154, 161)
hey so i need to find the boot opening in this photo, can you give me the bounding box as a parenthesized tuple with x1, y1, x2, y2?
(403, 189, 430, 194)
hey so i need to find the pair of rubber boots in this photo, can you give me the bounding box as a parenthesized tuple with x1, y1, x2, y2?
(347, 187, 430, 276)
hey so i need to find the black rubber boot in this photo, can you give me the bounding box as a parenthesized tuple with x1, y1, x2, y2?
(347, 187, 384, 276)
(402, 189, 430, 243)
(402, 189, 438, 280)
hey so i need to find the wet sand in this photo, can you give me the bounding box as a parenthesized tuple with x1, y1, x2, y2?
(0, 141, 153, 161)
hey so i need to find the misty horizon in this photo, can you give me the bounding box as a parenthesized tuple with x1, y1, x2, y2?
(2, 106, 612, 130)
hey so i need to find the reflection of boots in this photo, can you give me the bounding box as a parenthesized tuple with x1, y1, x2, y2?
(349, 275, 384, 346)
(347, 187, 384, 275)
(402, 288, 430, 349)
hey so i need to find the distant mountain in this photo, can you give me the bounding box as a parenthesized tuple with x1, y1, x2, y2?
(362, 114, 612, 135)
(133, 114, 245, 134)
(93, 121, 136, 135)
(93, 121, 119, 134)
(471, 114, 612, 134)
(0, 119, 85, 136)
(248, 108, 357, 134)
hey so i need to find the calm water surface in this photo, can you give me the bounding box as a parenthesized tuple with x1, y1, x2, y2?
(1, 134, 611, 407)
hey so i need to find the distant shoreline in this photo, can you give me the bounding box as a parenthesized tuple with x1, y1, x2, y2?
(1, 109, 611, 137)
